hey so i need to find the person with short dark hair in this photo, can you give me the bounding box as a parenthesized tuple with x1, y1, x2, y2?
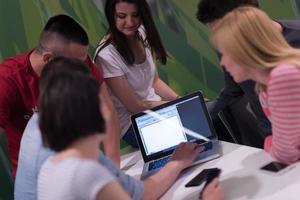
(196, 0, 300, 146)
(196, 0, 258, 24)
(0, 14, 120, 178)
(94, 0, 179, 147)
(35, 14, 90, 57)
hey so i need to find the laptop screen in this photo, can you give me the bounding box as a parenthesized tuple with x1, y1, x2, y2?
(132, 91, 216, 160)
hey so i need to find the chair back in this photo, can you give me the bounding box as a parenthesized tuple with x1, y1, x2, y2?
(0, 128, 14, 200)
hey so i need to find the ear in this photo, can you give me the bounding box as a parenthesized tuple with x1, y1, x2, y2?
(42, 51, 54, 63)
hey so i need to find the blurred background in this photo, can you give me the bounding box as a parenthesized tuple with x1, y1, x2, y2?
(0, 0, 298, 99)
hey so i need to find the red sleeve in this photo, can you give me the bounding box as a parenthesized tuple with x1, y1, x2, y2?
(86, 56, 104, 85)
(0, 76, 21, 176)
(0, 76, 18, 130)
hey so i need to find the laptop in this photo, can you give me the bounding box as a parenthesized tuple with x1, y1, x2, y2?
(131, 91, 221, 179)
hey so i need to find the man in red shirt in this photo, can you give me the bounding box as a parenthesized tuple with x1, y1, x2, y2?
(0, 15, 120, 177)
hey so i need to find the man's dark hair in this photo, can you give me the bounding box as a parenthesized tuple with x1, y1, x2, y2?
(36, 15, 89, 54)
(39, 57, 91, 93)
(39, 57, 105, 152)
(196, 0, 259, 24)
(97, 0, 167, 65)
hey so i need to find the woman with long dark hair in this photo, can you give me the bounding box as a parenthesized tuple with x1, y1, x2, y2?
(94, 0, 179, 147)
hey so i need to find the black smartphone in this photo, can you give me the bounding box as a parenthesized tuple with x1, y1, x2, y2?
(203, 168, 221, 187)
(260, 161, 289, 173)
(185, 168, 221, 187)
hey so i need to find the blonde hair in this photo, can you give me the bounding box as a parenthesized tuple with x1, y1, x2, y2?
(211, 6, 300, 92)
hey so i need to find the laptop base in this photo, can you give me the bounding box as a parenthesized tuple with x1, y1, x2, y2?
(141, 140, 221, 179)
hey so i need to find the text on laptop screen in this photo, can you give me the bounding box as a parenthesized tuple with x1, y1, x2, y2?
(135, 96, 212, 156)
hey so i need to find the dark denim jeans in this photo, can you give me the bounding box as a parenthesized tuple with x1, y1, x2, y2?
(122, 125, 139, 148)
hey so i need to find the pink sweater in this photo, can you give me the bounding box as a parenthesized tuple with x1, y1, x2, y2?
(260, 64, 300, 164)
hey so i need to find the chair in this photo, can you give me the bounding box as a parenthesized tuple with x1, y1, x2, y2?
(217, 96, 264, 148)
(218, 110, 239, 144)
(0, 128, 14, 200)
(206, 100, 241, 144)
(0, 128, 9, 158)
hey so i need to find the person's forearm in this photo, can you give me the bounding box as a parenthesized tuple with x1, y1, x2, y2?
(142, 161, 182, 200)
(142, 142, 203, 199)
(153, 78, 178, 101)
(103, 129, 120, 167)
(102, 103, 120, 167)
(100, 83, 121, 167)
(142, 100, 168, 108)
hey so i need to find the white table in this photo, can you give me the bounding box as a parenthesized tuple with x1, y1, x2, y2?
(121, 141, 300, 200)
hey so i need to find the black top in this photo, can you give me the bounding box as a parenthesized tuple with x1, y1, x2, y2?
(211, 20, 300, 138)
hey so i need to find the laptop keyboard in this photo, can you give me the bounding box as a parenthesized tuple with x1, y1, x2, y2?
(149, 156, 171, 171)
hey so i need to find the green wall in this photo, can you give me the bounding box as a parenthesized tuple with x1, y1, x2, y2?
(0, 0, 298, 98)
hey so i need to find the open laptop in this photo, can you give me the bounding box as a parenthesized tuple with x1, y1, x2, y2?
(131, 91, 221, 179)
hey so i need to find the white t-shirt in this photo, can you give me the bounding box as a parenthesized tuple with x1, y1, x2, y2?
(95, 38, 161, 136)
(37, 156, 115, 200)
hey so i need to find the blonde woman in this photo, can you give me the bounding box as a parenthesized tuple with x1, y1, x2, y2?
(212, 6, 300, 164)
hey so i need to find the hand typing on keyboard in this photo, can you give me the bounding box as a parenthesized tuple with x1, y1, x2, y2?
(170, 142, 205, 170)
(149, 156, 171, 171)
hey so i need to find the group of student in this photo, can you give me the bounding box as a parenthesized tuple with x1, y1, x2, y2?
(0, 0, 300, 199)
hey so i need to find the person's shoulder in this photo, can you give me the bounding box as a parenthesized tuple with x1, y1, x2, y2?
(270, 64, 300, 81)
(97, 44, 125, 66)
(73, 158, 115, 184)
(22, 113, 40, 139)
(272, 64, 300, 73)
(278, 20, 300, 31)
(94, 34, 116, 55)
(138, 25, 146, 39)
(77, 159, 108, 172)
(0, 50, 33, 78)
(38, 155, 56, 178)
(98, 43, 118, 57)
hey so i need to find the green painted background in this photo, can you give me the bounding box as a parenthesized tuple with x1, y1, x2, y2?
(0, 0, 299, 98)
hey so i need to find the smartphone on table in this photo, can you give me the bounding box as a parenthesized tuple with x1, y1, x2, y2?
(185, 168, 221, 187)
(260, 161, 293, 175)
